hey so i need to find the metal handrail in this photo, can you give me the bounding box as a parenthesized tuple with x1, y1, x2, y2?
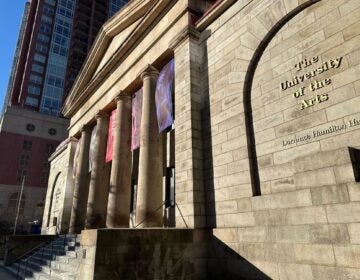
(23, 257, 29, 279)
(16, 261, 20, 279)
(175, 202, 189, 229)
(134, 202, 165, 228)
(9, 240, 49, 266)
(134, 201, 189, 229)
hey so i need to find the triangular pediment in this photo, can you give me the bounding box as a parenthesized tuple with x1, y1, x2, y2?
(94, 18, 142, 77)
(63, 0, 161, 116)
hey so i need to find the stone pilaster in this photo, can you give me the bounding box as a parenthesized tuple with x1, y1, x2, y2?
(170, 25, 207, 228)
(69, 125, 92, 233)
(106, 93, 132, 228)
(85, 111, 110, 229)
(135, 65, 164, 227)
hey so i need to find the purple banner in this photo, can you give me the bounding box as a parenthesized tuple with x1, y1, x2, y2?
(155, 59, 174, 132)
(131, 88, 143, 151)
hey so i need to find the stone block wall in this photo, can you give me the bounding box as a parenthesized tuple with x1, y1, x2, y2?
(42, 138, 77, 234)
(185, 0, 360, 278)
(77, 228, 275, 280)
(78, 229, 210, 280)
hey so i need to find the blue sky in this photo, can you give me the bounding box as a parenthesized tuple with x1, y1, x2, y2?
(0, 1, 26, 109)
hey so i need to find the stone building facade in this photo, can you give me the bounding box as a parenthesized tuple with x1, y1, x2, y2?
(42, 0, 360, 278)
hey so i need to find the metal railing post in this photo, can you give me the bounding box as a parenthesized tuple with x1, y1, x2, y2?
(16, 261, 20, 279)
(23, 257, 28, 279)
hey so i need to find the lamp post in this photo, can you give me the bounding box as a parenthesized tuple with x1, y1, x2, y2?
(13, 176, 25, 235)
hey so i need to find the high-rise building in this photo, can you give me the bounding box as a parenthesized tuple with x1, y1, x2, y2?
(0, 0, 127, 232)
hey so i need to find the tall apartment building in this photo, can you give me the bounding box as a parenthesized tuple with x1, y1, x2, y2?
(0, 0, 127, 233)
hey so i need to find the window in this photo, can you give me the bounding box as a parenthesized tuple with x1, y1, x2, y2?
(45, 0, 56, 6)
(26, 124, 35, 132)
(32, 64, 44, 74)
(165, 167, 175, 208)
(43, 5, 54, 16)
(22, 140, 32, 151)
(46, 143, 55, 154)
(16, 169, 27, 183)
(35, 43, 48, 53)
(40, 169, 49, 185)
(37, 33, 50, 44)
(29, 74, 42, 85)
(39, 23, 51, 34)
(41, 15, 53, 24)
(48, 128, 57, 136)
(19, 154, 30, 166)
(25, 97, 39, 107)
(46, 75, 64, 88)
(28, 85, 41, 95)
(34, 53, 46, 63)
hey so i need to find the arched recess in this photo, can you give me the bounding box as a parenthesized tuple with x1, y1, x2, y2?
(243, 0, 321, 196)
(46, 172, 61, 227)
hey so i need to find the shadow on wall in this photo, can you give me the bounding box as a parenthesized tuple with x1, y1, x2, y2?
(207, 234, 272, 280)
(201, 29, 217, 229)
(86, 229, 271, 280)
(349, 147, 360, 182)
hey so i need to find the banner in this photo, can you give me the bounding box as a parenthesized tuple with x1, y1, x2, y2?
(89, 124, 97, 172)
(155, 59, 174, 132)
(131, 88, 143, 150)
(105, 110, 116, 162)
(72, 140, 80, 178)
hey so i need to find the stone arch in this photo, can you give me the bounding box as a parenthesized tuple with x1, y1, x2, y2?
(243, 0, 321, 196)
(46, 172, 61, 227)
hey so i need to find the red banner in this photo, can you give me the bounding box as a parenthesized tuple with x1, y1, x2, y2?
(105, 110, 116, 162)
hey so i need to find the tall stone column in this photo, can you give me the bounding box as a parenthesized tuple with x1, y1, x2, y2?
(69, 125, 91, 233)
(106, 93, 132, 228)
(135, 65, 163, 227)
(85, 111, 110, 229)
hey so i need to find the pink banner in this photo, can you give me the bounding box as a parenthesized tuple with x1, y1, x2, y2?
(155, 59, 174, 132)
(131, 88, 143, 150)
(105, 110, 116, 162)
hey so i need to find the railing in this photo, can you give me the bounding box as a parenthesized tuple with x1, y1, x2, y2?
(13, 233, 79, 279)
(134, 201, 188, 228)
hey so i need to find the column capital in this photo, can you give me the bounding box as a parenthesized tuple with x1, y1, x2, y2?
(80, 124, 92, 133)
(114, 92, 132, 103)
(140, 64, 159, 80)
(95, 110, 109, 120)
(169, 25, 200, 50)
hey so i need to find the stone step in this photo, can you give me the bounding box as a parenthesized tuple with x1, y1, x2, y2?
(65, 250, 77, 258)
(3, 235, 81, 279)
(52, 239, 80, 246)
(7, 262, 36, 279)
(54, 255, 77, 264)
(50, 268, 76, 280)
(51, 261, 79, 274)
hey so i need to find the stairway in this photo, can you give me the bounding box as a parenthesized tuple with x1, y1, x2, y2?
(3, 234, 81, 280)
